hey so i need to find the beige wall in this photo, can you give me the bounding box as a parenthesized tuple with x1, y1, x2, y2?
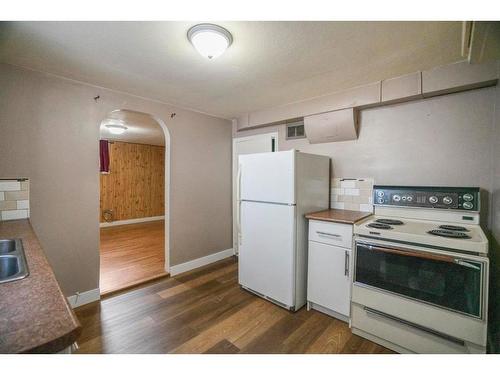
(0, 63, 232, 296)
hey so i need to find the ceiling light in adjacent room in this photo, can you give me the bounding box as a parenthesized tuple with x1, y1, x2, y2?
(187, 23, 233, 59)
(105, 124, 128, 135)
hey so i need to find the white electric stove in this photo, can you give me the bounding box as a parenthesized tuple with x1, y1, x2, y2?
(351, 186, 489, 354)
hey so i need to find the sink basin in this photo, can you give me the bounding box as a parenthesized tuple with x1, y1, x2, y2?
(0, 239, 17, 254)
(0, 239, 29, 284)
(0, 256, 20, 278)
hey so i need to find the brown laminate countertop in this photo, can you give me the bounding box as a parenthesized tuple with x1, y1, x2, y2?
(0, 219, 81, 353)
(305, 209, 373, 225)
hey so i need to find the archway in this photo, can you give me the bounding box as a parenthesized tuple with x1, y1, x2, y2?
(98, 109, 171, 294)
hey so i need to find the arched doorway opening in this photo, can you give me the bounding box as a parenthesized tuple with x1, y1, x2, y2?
(98, 109, 171, 295)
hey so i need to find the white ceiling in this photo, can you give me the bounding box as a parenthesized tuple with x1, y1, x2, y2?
(0, 21, 465, 119)
(100, 110, 165, 146)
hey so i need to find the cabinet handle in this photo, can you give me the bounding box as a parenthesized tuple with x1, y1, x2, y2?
(344, 251, 350, 276)
(363, 307, 465, 346)
(316, 231, 341, 239)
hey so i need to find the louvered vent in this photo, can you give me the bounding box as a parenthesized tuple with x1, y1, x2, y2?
(285, 120, 306, 140)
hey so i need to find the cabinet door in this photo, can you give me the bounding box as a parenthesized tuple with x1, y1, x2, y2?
(307, 241, 351, 316)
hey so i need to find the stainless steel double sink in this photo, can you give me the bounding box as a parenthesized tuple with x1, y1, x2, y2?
(0, 239, 29, 284)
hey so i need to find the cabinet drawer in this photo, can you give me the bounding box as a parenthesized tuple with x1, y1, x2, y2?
(308, 220, 353, 248)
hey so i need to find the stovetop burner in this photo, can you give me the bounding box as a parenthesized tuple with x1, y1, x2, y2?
(375, 219, 404, 225)
(438, 225, 469, 232)
(428, 229, 471, 239)
(367, 222, 393, 230)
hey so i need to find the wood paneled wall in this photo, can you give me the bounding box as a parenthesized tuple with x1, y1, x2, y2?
(100, 141, 165, 222)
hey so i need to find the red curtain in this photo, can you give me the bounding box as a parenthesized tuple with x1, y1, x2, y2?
(100, 140, 110, 173)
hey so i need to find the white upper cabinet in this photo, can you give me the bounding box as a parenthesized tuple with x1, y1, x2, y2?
(381, 71, 423, 103)
(236, 81, 381, 130)
(234, 60, 499, 133)
(422, 60, 498, 97)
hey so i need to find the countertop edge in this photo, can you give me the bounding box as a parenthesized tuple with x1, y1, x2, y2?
(305, 209, 373, 225)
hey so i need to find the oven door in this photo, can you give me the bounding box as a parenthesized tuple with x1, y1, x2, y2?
(354, 240, 486, 319)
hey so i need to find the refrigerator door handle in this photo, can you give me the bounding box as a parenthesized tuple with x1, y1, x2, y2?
(236, 164, 242, 245)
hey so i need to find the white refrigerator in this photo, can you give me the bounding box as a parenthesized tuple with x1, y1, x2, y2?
(237, 150, 330, 310)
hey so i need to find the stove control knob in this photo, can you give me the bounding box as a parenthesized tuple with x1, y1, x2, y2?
(377, 191, 385, 197)
(377, 198, 384, 204)
(429, 196, 438, 204)
(443, 196, 453, 205)
(463, 201, 474, 210)
(393, 194, 401, 202)
(463, 193, 474, 202)
(407, 196, 413, 202)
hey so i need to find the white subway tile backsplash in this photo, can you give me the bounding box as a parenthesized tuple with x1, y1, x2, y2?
(0, 181, 21, 191)
(352, 195, 369, 204)
(1, 209, 29, 221)
(359, 189, 372, 197)
(357, 179, 374, 188)
(331, 202, 345, 209)
(330, 177, 374, 212)
(340, 180, 357, 189)
(5, 190, 28, 201)
(359, 204, 374, 212)
(344, 188, 360, 196)
(342, 195, 353, 203)
(344, 202, 359, 211)
(0, 179, 30, 221)
(17, 200, 29, 210)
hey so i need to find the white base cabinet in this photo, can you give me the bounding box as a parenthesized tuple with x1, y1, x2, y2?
(307, 220, 353, 321)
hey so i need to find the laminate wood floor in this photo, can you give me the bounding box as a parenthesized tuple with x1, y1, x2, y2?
(77, 256, 394, 354)
(100, 220, 166, 295)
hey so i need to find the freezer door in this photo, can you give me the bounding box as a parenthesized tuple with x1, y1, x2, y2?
(239, 150, 295, 204)
(238, 201, 296, 307)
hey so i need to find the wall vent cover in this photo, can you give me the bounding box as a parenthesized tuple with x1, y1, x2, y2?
(286, 120, 306, 140)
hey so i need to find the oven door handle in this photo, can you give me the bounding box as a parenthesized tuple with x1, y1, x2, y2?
(454, 259, 481, 270)
(363, 243, 456, 263)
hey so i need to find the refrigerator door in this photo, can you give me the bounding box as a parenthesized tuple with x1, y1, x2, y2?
(238, 200, 296, 308)
(239, 150, 295, 204)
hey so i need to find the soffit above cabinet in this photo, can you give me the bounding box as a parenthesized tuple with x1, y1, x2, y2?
(235, 59, 499, 134)
(422, 60, 499, 97)
(381, 71, 423, 104)
(238, 81, 381, 131)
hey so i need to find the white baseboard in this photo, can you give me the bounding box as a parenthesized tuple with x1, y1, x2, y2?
(67, 288, 100, 308)
(100, 215, 165, 228)
(170, 248, 233, 276)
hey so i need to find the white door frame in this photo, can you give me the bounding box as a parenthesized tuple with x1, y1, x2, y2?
(99, 110, 172, 274)
(150, 115, 172, 274)
(232, 132, 278, 255)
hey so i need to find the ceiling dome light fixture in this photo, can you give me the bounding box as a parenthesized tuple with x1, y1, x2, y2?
(105, 124, 128, 135)
(187, 23, 233, 60)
